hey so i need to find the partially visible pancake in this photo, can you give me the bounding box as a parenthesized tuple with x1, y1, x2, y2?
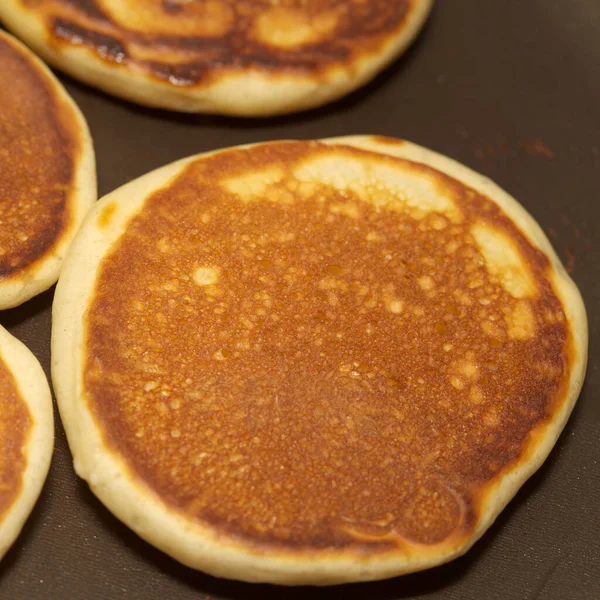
(0, 30, 95, 310)
(51, 137, 587, 584)
(0, 1, 433, 116)
(0, 325, 53, 560)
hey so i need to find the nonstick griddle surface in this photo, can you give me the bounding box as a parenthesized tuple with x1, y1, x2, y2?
(1, 1, 599, 599)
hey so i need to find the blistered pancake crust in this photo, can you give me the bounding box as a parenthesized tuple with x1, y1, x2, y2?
(84, 142, 572, 552)
(0, 356, 31, 521)
(0, 34, 77, 281)
(22, 0, 414, 85)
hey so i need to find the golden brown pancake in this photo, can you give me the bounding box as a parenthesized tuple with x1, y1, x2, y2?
(0, 325, 53, 560)
(0, 0, 433, 115)
(0, 358, 30, 524)
(0, 30, 95, 310)
(51, 137, 587, 584)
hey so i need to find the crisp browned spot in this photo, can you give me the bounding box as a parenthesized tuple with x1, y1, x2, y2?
(370, 135, 408, 149)
(20, 0, 416, 85)
(0, 355, 31, 520)
(0, 33, 78, 281)
(97, 202, 117, 229)
(84, 142, 571, 553)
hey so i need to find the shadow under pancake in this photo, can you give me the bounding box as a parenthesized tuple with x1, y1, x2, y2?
(0, 287, 55, 332)
(57, 8, 435, 133)
(74, 385, 585, 599)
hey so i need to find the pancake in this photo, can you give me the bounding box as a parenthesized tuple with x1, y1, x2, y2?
(0, 1, 433, 116)
(0, 30, 96, 310)
(51, 137, 587, 584)
(0, 324, 53, 560)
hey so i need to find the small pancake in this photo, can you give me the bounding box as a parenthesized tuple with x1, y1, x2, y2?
(0, 0, 433, 116)
(0, 30, 95, 310)
(51, 137, 587, 584)
(0, 325, 53, 560)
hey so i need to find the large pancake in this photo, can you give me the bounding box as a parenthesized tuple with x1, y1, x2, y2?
(0, 1, 433, 116)
(51, 137, 587, 584)
(0, 325, 53, 560)
(0, 30, 96, 310)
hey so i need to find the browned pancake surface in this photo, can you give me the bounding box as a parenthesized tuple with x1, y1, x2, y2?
(0, 355, 31, 521)
(84, 142, 571, 552)
(22, 0, 414, 85)
(0, 34, 77, 281)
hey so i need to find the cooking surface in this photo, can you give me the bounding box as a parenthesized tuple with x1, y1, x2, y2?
(1, 0, 599, 598)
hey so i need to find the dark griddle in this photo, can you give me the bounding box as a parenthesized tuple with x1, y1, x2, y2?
(1, 1, 599, 598)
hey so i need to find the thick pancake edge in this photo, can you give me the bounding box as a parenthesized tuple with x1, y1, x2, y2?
(51, 137, 587, 584)
(0, 325, 54, 560)
(0, 30, 96, 310)
(0, 1, 433, 116)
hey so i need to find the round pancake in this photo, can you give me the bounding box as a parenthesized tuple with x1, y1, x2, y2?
(0, 0, 433, 116)
(0, 31, 96, 310)
(0, 325, 53, 560)
(51, 137, 587, 584)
